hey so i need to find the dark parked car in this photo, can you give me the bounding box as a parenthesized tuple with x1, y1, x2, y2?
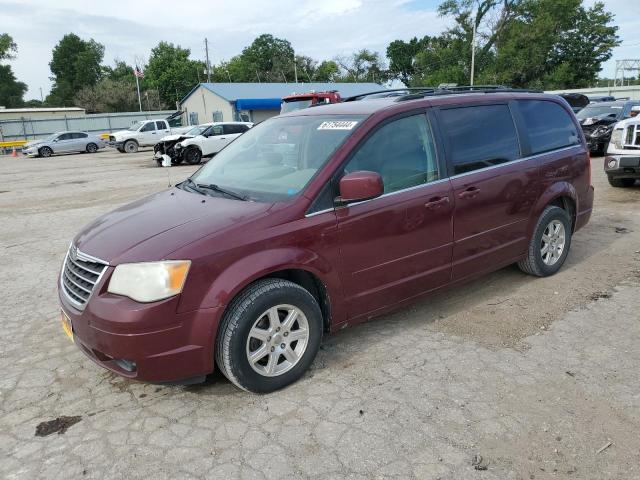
(577, 100, 640, 154)
(59, 89, 593, 392)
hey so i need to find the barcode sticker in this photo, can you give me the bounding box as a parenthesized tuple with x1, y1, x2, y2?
(317, 121, 358, 130)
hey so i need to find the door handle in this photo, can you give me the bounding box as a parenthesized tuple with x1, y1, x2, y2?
(425, 196, 450, 209)
(458, 187, 480, 199)
(219, 137, 226, 140)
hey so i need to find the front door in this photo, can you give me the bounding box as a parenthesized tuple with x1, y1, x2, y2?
(201, 125, 225, 155)
(139, 121, 157, 145)
(336, 113, 454, 318)
(53, 133, 75, 153)
(438, 103, 538, 280)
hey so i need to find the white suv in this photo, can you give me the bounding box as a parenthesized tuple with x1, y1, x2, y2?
(175, 122, 253, 164)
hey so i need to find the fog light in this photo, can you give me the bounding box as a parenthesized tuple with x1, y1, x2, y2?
(608, 159, 617, 168)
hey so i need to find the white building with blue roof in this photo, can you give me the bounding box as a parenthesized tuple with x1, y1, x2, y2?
(179, 82, 383, 125)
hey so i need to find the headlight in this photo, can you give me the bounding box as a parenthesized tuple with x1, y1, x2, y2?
(107, 260, 191, 302)
(175, 143, 183, 149)
(592, 125, 612, 137)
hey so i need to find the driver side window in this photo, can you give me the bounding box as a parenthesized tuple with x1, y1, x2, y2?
(140, 122, 155, 132)
(343, 114, 439, 194)
(210, 125, 224, 136)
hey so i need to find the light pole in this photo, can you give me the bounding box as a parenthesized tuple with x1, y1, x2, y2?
(470, 14, 477, 86)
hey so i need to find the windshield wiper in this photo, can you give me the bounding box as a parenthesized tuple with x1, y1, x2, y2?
(182, 178, 247, 201)
(197, 183, 248, 201)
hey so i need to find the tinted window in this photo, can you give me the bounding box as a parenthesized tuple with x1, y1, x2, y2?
(440, 104, 520, 175)
(140, 122, 155, 132)
(517, 100, 580, 154)
(344, 114, 439, 194)
(73, 132, 88, 139)
(156, 121, 167, 130)
(57, 133, 72, 140)
(223, 124, 244, 135)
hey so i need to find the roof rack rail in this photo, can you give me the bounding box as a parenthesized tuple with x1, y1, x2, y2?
(343, 87, 437, 102)
(394, 85, 543, 102)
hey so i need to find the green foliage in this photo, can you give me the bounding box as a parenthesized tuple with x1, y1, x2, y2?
(74, 78, 145, 113)
(0, 33, 26, 107)
(386, 0, 618, 89)
(0, 64, 27, 107)
(314, 60, 341, 82)
(335, 49, 387, 83)
(47, 34, 104, 106)
(0, 33, 18, 61)
(145, 41, 204, 107)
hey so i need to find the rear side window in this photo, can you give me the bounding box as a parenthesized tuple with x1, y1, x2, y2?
(73, 132, 88, 139)
(155, 121, 167, 130)
(440, 104, 520, 175)
(517, 100, 580, 154)
(223, 124, 247, 134)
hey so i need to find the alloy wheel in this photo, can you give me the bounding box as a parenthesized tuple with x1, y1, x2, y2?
(245, 304, 309, 377)
(540, 219, 565, 266)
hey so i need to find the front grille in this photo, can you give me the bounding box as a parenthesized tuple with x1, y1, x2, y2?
(61, 245, 108, 309)
(623, 124, 640, 148)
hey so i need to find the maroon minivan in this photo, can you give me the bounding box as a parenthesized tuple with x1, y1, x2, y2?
(59, 90, 593, 392)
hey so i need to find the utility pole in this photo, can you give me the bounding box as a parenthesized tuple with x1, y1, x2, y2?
(470, 15, 477, 86)
(39, 87, 43, 102)
(204, 38, 212, 83)
(294, 55, 298, 84)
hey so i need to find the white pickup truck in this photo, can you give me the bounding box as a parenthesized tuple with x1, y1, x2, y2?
(108, 118, 191, 153)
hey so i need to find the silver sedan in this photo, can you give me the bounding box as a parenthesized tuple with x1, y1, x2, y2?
(23, 131, 106, 157)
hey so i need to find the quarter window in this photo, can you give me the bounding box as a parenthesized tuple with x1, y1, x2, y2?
(517, 100, 580, 154)
(440, 104, 520, 175)
(343, 114, 439, 194)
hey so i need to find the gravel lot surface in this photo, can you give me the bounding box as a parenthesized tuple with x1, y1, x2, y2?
(1, 149, 639, 479)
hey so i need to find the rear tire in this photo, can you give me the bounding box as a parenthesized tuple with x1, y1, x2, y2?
(215, 279, 323, 393)
(86, 143, 98, 153)
(123, 140, 138, 153)
(518, 205, 572, 277)
(608, 176, 636, 188)
(39, 146, 53, 158)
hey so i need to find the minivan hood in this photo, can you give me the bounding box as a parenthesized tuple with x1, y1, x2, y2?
(74, 188, 273, 264)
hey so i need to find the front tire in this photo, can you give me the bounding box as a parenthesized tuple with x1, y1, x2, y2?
(518, 205, 572, 277)
(216, 279, 323, 393)
(39, 146, 53, 158)
(608, 176, 636, 188)
(184, 146, 202, 165)
(123, 140, 138, 153)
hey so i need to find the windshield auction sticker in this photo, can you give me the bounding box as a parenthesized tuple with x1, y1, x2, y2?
(317, 121, 358, 130)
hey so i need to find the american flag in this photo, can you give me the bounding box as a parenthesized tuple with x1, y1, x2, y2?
(133, 66, 145, 78)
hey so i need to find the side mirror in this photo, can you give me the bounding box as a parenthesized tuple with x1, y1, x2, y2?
(338, 171, 384, 203)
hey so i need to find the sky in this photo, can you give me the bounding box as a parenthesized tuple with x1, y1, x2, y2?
(1, 0, 638, 100)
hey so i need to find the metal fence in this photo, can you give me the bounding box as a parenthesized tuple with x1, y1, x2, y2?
(0, 110, 179, 142)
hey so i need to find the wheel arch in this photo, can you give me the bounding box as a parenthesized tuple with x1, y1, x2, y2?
(529, 182, 578, 236)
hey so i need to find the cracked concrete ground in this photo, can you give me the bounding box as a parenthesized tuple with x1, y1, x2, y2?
(1, 149, 639, 479)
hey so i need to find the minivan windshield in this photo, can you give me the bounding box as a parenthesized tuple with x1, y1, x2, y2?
(576, 104, 624, 120)
(190, 115, 366, 202)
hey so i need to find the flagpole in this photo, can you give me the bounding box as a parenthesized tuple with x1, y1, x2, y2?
(135, 69, 142, 112)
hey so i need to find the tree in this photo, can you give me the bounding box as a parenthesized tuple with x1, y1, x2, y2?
(47, 34, 104, 106)
(74, 78, 140, 113)
(335, 49, 387, 83)
(387, 38, 427, 86)
(0, 33, 27, 107)
(385, 0, 619, 89)
(314, 60, 341, 82)
(239, 34, 296, 82)
(145, 42, 204, 107)
(485, 0, 619, 88)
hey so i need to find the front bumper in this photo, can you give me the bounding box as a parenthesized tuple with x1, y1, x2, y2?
(108, 141, 124, 149)
(58, 274, 222, 384)
(604, 155, 640, 179)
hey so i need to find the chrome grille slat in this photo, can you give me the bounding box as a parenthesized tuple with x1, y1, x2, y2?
(60, 245, 108, 309)
(67, 255, 103, 276)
